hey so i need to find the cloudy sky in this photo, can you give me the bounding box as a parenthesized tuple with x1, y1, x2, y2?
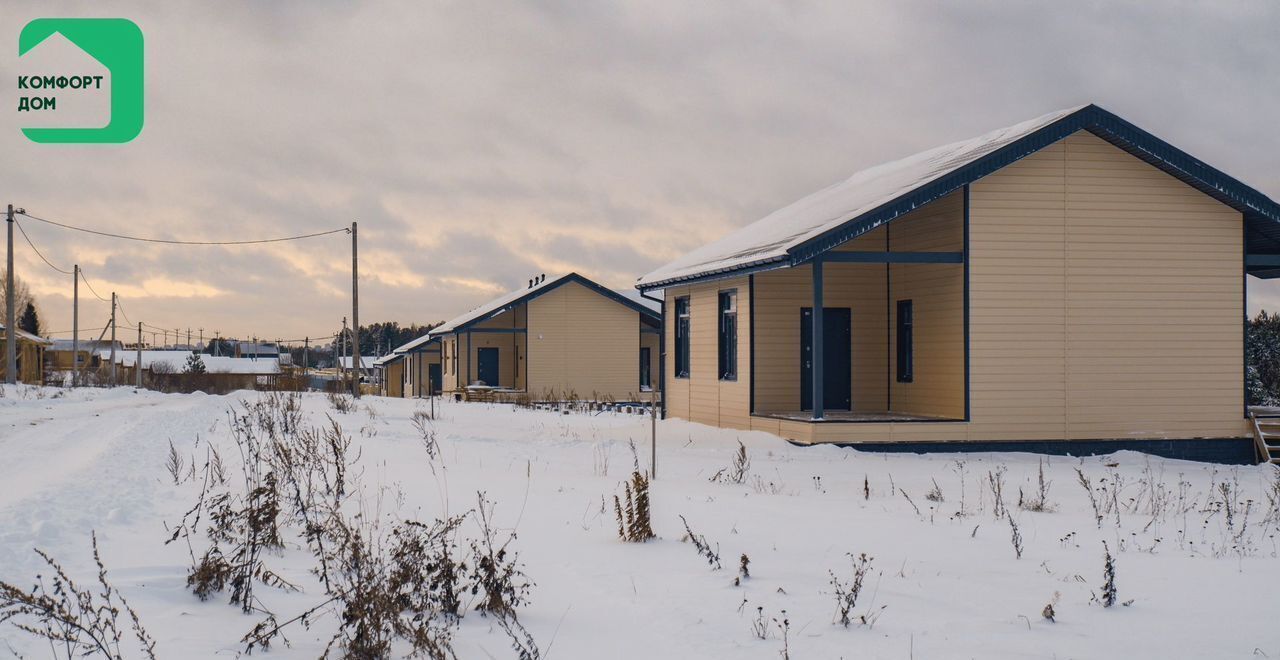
(3, 1, 1279, 344)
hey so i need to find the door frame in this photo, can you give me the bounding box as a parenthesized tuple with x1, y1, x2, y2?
(800, 306, 852, 411)
(476, 347, 500, 386)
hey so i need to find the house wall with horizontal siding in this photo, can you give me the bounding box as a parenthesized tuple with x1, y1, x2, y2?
(526, 280, 643, 400)
(663, 276, 751, 429)
(667, 130, 1247, 445)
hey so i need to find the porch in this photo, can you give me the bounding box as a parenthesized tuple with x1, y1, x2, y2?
(747, 188, 969, 424)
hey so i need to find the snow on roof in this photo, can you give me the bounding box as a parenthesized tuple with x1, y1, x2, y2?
(614, 289, 660, 313)
(50, 339, 124, 352)
(97, 350, 280, 374)
(236, 342, 279, 354)
(0, 323, 52, 345)
(339, 356, 377, 370)
(432, 274, 571, 334)
(373, 353, 403, 366)
(637, 105, 1087, 287)
(392, 333, 440, 354)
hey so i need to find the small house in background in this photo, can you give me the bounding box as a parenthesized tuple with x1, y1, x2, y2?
(104, 351, 280, 392)
(45, 338, 123, 373)
(0, 323, 52, 384)
(432, 272, 660, 401)
(235, 342, 280, 360)
(397, 334, 443, 397)
(339, 355, 376, 375)
(374, 353, 405, 397)
(638, 104, 1280, 463)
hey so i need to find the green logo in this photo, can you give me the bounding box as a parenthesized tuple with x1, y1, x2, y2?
(18, 18, 143, 143)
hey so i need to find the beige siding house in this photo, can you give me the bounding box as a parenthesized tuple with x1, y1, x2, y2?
(375, 353, 405, 397)
(639, 104, 1276, 463)
(433, 273, 661, 401)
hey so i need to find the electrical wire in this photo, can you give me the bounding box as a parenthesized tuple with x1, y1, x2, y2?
(19, 211, 350, 245)
(12, 214, 349, 346)
(78, 271, 112, 303)
(13, 217, 74, 275)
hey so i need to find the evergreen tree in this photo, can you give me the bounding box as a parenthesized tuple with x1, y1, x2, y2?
(183, 352, 207, 375)
(18, 302, 39, 335)
(1246, 311, 1280, 406)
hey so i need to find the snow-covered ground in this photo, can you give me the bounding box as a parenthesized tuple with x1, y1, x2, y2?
(1, 384, 1278, 659)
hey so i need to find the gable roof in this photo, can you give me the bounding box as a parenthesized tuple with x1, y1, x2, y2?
(392, 333, 440, 354)
(432, 273, 661, 336)
(637, 104, 1280, 288)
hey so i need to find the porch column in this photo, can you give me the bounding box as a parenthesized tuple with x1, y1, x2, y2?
(812, 257, 825, 420)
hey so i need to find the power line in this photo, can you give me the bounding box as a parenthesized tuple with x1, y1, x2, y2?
(13, 217, 74, 275)
(19, 211, 350, 245)
(78, 270, 111, 303)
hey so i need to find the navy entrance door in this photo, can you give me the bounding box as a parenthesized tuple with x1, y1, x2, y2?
(428, 363, 442, 395)
(800, 307, 852, 411)
(476, 347, 500, 386)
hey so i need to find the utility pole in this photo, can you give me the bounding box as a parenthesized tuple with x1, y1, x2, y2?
(303, 336, 309, 377)
(136, 322, 142, 388)
(187, 328, 191, 349)
(198, 328, 204, 352)
(5, 204, 15, 385)
(109, 292, 118, 386)
(351, 221, 360, 398)
(72, 265, 79, 387)
(340, 318, 348, 391)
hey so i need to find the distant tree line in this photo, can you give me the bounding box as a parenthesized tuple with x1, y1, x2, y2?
(343, 321, 442, 357)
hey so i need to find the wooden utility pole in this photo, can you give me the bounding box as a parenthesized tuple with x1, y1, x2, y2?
(351, 221, 360, 398)
(109, 292, 118, 386)
(136, 322, 142, 388)
(4, 204, 15, 385)
(303, 336, 309, 377)
(72, 265, 79, 387)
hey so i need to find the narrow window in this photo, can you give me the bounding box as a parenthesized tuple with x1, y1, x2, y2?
(718, 290, 737, 381)
(640, 346, 651, 389)
(896, 299, 914, 383)
(675, 296, 691, 378)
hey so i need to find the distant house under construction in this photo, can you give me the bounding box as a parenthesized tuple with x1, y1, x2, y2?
(0, 323, 52, 384)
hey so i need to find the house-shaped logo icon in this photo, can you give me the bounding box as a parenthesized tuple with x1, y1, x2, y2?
(18, 18, 143, 144)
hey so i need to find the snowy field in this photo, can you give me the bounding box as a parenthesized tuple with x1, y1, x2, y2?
(1, 384, 1279, 659)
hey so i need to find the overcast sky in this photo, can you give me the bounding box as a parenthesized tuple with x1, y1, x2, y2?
(3, 1, 1279, 344)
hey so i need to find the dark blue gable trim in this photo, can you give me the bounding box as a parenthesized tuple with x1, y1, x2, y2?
(644, 104, 1280, 289)
(454, 272, 661, 334)
(790, 104, 1280, 265)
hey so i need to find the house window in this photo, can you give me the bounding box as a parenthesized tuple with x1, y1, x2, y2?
(718, 290, 737, 381)
(896, 299, 913, 383)
(674, 296, 690, 378)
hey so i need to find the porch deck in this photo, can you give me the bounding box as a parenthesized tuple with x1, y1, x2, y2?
(757, 410, 958, 423)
